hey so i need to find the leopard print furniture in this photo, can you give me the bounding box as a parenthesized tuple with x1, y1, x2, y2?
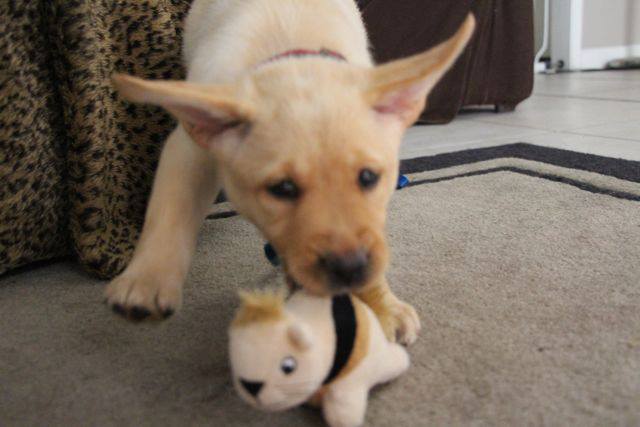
(0, 0, 191, 278)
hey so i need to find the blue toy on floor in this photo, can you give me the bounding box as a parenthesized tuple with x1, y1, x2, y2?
(396, 174, 410, 190)
(264, 174, 409, 266)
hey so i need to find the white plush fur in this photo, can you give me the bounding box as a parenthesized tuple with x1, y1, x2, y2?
(229, 291, 409, 427)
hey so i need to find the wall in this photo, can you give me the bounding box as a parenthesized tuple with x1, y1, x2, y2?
(582, 0, 640, 49)
(551, 0, 640, 70)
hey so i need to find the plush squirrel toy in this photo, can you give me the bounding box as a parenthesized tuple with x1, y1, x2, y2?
(229, 289, 410, 427)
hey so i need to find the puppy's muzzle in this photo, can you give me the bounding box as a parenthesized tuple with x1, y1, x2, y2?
(319, 250, 370, 290)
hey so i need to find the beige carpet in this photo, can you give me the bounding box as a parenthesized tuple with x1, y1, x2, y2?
(2, 144, 639, 426)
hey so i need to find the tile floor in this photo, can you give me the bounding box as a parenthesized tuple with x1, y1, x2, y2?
(401, 69, 640, 161)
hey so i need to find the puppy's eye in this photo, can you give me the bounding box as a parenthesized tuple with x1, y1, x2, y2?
(280, 356, 297, 375)
(358, 168, 379, 190)
(268, 179, 300, 200)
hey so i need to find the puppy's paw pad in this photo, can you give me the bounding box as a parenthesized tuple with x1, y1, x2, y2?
(104, 272, 182, 322)
(112, 303, 126, 316)
(377, 299, 421, 346)
(129, 306, 152, 321)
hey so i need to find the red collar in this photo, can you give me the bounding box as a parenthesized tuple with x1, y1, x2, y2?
(258, 48, 346, 67)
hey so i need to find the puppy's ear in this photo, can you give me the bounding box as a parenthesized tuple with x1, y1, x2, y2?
(365, 14, 475, 127)
(112, 74, 254, 149)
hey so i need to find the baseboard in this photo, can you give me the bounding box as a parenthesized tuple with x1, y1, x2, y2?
(534, 62, 547, 73)
(578, 44, 640, 70)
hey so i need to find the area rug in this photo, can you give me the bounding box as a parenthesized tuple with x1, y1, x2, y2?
(1, 143, 639, 426)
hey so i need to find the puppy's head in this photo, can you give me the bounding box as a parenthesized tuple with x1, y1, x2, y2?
(114, 16, 474, 295)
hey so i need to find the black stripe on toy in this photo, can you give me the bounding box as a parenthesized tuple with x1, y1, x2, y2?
(323, 295, 357, 385)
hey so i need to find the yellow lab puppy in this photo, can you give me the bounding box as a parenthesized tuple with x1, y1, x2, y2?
(109, 0, 474, 344)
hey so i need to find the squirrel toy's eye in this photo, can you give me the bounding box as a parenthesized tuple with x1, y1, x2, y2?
(358, 168, 379, 190)
(268, 179, 300, 200)
(280, 356, 297, 375)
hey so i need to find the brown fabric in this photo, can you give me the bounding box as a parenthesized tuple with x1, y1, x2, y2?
(0, 1, 190, 278)
(361, 0, 535, 123)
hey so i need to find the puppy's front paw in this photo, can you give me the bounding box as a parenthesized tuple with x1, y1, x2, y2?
(104, 270, 182, 322)
(375, 297, 421, 346)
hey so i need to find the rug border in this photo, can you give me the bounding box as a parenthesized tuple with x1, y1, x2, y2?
(400, 143, 640, 183)
(407, 166, 640, 201)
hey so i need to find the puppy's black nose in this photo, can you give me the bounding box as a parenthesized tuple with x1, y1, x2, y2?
(319, 250, 370, 288)
(240, 379, 264, 398)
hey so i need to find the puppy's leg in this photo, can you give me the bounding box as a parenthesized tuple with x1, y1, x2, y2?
(105, 126, 219, 320)
(356, 278, 421, 345)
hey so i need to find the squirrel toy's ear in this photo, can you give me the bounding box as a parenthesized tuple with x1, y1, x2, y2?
(287, 323, 313, 351)
(232, 289, 286, 327)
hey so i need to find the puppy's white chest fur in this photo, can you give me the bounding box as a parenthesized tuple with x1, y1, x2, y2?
(183, 0, 372, 83)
